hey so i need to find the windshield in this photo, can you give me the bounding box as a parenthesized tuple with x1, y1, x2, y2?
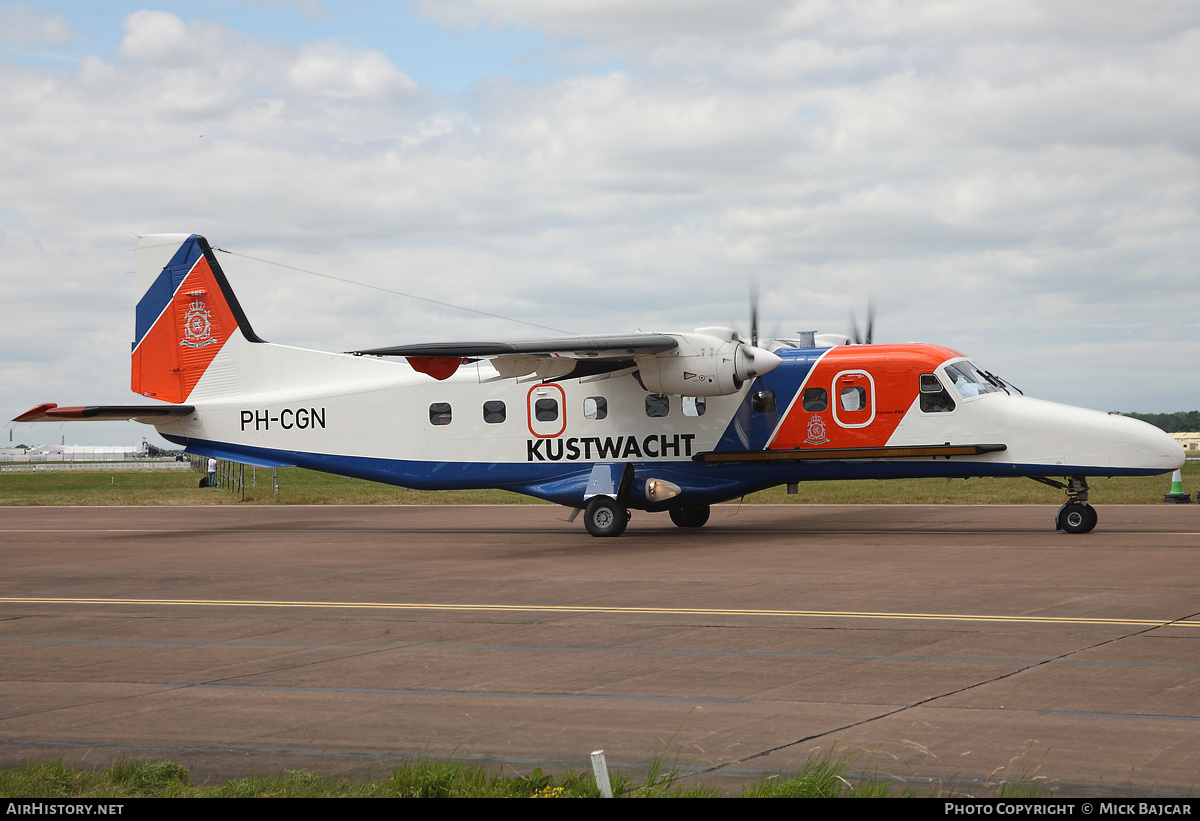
(943, 360, 1005, 398)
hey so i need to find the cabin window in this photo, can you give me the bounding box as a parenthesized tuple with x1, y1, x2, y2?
(483, 400, 506, 424)
(801, 388, 828, 412)
(429, 402, 452, 426)
(645, 394, 669, 418)
(682, 396, 706, 417)
(832, 370, 874, 428)
(919, 374, 955, 413)
(534, 398, 559, 422)
(584, 396, 608, 420)
(752, 389, 776, 414)
(839, 386, 865, 411)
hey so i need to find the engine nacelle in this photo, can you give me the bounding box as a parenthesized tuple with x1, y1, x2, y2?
(635, 332, 782, 396)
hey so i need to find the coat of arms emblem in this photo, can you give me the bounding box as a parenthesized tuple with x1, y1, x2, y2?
(804, 415, 829, 445)
(181, 297, 218, 348)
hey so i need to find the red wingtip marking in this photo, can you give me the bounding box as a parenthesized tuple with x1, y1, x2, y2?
(13, 403, 58, 422)
(13, 404, 92, 422)
(408, 356, 464, 381)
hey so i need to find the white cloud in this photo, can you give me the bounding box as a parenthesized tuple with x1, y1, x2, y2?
(118, 9, 230, 67)
(289, 41, 419, 100)
(0, 2, 72, 48)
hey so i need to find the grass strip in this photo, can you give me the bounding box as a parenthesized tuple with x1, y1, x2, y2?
(1, 753, 1052, 798)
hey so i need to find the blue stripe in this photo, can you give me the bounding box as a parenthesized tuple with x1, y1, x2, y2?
(713, 347, 823, 451)
(133, 235, 203, 348)
(162, 434, 1166, 508)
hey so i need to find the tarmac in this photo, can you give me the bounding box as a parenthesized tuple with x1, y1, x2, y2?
(2, 503, 1198, 796)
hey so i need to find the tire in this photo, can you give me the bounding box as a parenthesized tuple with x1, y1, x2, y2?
(1083, 503, 1098, 532)
(584, 496, 628, 537)
(1057, 502, 1097, 534)
(668, 504, 711, 528)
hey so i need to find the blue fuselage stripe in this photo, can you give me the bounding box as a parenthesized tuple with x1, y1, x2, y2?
(163, 434, 1164, 508)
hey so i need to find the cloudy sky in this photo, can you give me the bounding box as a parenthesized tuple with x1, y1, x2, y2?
(3, 0, 1197, 447)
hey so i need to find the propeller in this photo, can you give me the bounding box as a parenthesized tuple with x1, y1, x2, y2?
(749, 281, 759, 348)
(850, 293, 876, 345)
(726, 280, 781, 385)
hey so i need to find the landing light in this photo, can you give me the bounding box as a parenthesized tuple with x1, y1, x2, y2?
(645, 479, 681, 503)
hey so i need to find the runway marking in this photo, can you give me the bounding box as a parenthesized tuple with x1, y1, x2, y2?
(1045, 711, 1200, 722)
(7, 637, 1200, 670)
(191, 684, 744, 703)
(3, 596, 1199, 629)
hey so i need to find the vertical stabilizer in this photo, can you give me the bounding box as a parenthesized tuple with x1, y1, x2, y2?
(131, 234, 262, 403)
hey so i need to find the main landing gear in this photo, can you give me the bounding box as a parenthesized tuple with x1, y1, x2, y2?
(580, 498, 713, 536)
(584, 495, 630, 537)
(668, 504, 711, 528)
(1051, 477, 1097, 534)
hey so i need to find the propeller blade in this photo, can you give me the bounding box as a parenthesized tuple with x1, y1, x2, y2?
(850, 293, 876, 345)
(865, 293, 875, 345)
(749, 281, 759, 348)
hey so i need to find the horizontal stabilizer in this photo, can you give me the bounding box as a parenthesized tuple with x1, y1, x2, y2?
(14, 403, 195, 422)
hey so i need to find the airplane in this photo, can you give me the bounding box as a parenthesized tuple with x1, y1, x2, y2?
(14, 234, 1185, 537)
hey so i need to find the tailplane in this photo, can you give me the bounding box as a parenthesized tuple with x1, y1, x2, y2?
(131, 234, 263, 403)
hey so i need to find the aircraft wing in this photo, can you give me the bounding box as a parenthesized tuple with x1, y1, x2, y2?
(13, 403, 194, 422)
(351, 334, 679, 381)
(353, 334, 678, 358)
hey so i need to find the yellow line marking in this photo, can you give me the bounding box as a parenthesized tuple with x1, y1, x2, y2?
(1, 597, 1197, 628)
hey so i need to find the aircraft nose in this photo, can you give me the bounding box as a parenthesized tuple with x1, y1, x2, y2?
(1004, 397, 1184, 473)
(1115, 414, 1185, 471)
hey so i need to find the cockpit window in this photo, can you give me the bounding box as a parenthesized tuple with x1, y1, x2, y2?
(944, 361, 1002, 399)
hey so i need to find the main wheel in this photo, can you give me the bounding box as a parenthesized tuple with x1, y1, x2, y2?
(1057, 502, 1097, 534)
(668, 504, 711, 528)
(584, 495, 629, 537)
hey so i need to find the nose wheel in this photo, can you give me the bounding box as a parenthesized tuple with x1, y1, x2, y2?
(1056, 501, 1097, 534)
(1050, 476, 1097, 534)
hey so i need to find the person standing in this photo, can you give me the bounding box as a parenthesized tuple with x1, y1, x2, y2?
(207, 457, 217, 488)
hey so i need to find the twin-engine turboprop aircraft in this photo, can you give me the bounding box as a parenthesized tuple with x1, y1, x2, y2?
(15, 234, 1184, 536)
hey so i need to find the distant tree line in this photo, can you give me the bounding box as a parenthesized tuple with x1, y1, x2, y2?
(1126, 411, 1200, 432)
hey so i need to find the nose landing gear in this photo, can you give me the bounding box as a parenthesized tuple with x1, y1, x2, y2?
(1052, 477, 1097, 534)
(1057, 500, 1098, 534)
(1032, 476, 1097, 533)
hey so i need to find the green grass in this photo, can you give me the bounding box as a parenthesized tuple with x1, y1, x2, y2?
(1, 459, 1195, 506)
(0, 753, 1054, 798)
(742, 760, 913, 798)
(0, 757, 709, 798)
(0, 465, 548, 506)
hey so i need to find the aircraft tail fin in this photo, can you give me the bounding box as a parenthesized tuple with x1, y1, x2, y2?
(131, 234, 264, 403)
